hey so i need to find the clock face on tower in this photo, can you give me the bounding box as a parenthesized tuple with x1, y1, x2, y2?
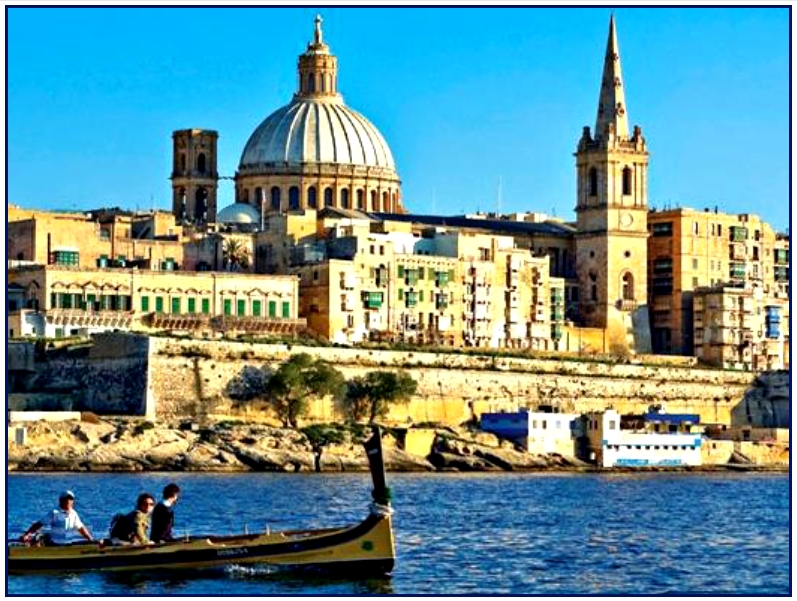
(619, 212, 634, 229)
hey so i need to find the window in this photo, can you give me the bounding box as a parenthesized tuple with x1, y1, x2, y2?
(608, 420, 616, 430)
(270, 187, 281, 210)
(324, 187, 334, 207)
(197, 153, 206, 174)
(224, 299, 232, 316)
(356, 189, 365, 210)
(201, 298, 210, 314)
(307, 186, 318, 209)
(692, 258, 699, 270)
(652, 222, 673, 237)
(234, 299, 244, 316)
(141, 296, 150, 312)
(588, 167, 598, 197)
(253, 300, 262, 316)
(171, 298, 181, 314)
(692, 222, 699, 235)
(692, 277, 699, 288)
(188, 298, 196, 314)
(289, 186, 300, 210)
(155, 297, 164, 313)
(341, 188, 350, 209)
(370, 190, 378, 211)
(282, 302, 291, 318)
(622, 272, 634, 300)
(622, 166, 632, 195)
(268, 301, 277, 318)
(591, 285, 598, 302)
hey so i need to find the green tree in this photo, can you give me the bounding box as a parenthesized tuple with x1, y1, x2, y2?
(222, 237, 250, 271)
(344, 371, 418, 422)
(265, 353, 346, 427)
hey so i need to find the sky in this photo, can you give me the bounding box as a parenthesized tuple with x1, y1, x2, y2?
(6, 6, 791, 229)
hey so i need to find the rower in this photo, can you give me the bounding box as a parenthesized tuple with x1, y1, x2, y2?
(20, 490, 94, 545)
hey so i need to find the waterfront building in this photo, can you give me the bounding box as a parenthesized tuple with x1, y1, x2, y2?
(647, 207, 790, 356)
(693, 284, 790, 371)
(7, 265, 303, 339)
(580, 409, 703, 468)
(480, 409, 580, 455)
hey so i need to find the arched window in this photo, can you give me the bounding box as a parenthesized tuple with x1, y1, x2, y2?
(622, 167, 632, 196)
(289, 186, 300, 210)
(255, 187, 263, 205)
(588, 167, 598, 197)
(307, 73, 315, 93)
(324, 187, 334, 207)
(382, 191, 389, 212)
(195, 188, 208, 222)
(270, 187, 281, 211)
(391, 192, 397, 211)
(197, 153, 206, 174)
(356, 189, 365, 210)
(243, 188, 250, 203)
(370, 190, 378, 212)
(307, 186, 318, 209)
(341, 188, 350, 209)
(320, 74, 327, 92)
(622, 272, 634, 301)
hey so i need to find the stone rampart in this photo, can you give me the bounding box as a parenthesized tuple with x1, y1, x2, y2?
(147, 337, 780, 426)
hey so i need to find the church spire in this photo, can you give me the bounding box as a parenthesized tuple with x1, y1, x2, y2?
(595, 15, 629, 139)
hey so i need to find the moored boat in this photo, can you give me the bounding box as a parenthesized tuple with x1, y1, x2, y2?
(8, 427, 395, 576)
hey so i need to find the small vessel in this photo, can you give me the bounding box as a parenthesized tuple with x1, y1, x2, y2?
(8, 427, 395, 576)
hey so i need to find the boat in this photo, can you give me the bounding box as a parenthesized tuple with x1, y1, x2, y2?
(8, 427, 395, 576)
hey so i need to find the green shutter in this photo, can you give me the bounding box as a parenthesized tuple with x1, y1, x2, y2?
(201, 298, 210, 314)
(237, 299, 246, 316)
(155, 297, 164, 313)
(171, 298, 181, 314)
(398, 288, 404, 300)
(253, 300, 262, 316)
(224, 299, 232, 316)
(419, 290, 424, 302)
(268, 301, 277, 317)
(418, 267, 425, 279)
(141, 296, 149, 312)
(282, 302, 290, 318)
(397, 265, 404, 277)
(187, 298, 196, 314)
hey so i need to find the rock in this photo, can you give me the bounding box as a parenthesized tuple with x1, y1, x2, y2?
(383, 448, 435, 472)
(429, 451, 501, 471)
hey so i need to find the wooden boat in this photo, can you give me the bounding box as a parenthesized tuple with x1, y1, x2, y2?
(8, 427, 395, 576)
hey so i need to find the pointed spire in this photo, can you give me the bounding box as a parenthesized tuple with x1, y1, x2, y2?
(595, 15, 629, 139)
(314, 14, 323, 45)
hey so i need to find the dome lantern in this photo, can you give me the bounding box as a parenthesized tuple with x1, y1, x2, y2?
(297, 15, 339, 98)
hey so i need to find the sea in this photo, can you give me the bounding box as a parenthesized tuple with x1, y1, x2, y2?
(6, 472, 790, 596)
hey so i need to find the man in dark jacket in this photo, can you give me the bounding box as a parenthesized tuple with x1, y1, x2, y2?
(150, 483, 180, 543)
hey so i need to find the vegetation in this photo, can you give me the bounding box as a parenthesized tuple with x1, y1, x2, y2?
(344, 370, 418, 422)
(264, 353, 346, 427)
(222, 238, 250, 271)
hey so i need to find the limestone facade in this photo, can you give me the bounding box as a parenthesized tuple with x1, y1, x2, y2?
(171, 129, 219, 225)
(647, 208, 790, 356)
(7, 265, 302, 339)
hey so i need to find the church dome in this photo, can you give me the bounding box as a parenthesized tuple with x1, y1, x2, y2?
(217, 202, 261, 224)
(234, 16, 404, 215)
(239, 97, 395, 170)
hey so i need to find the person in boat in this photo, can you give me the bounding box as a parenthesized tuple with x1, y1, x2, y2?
(19, 490, 94, 545)
(150, 483, 180, 543)
(110, 493, 156, 545)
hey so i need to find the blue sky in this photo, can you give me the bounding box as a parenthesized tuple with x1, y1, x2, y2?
(6, 6, 790, 229)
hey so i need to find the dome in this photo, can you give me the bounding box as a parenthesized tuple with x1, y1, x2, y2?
(217, 202, 261, 224)
(239, 97, 395, 171)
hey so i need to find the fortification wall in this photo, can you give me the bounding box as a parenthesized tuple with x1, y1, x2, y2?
(146, 338, 781, 427)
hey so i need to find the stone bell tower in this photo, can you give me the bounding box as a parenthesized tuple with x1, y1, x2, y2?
(574, 16, 651, 351)
(171, 129, 219, 225)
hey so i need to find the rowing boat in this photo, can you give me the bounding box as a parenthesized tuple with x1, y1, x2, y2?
(8, 427, 395, 576)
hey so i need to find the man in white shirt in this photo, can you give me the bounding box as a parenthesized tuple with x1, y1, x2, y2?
(20, 490, 94, 545)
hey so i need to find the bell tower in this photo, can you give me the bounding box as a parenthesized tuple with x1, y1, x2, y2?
(574, 16, 650, 348)
(171, 129, 219, 225)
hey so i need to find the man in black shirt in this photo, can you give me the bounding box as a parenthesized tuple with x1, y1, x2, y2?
(150, 483, 180, 543)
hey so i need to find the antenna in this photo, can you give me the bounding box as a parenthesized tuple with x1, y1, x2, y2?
(497, 176, 503, 216)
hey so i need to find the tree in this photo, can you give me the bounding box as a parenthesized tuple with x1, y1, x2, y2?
(344, 371, 418, 422)
(264, 353, 346, 427)
(222, 238, 250, 271)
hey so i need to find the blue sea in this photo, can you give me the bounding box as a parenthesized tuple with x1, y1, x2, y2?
(6, 472, 790, 595)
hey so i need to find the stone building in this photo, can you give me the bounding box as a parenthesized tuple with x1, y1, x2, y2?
(693, 284, 789, 371)
(647, 207, 790, 355)
(574, 16, 651, 351)
(171, 129, 219, 225)
(230, 16, 403, 218)
(7, 265, 303, 339)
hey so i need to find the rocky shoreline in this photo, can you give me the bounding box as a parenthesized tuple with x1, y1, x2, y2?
(7, 417, 787, 474)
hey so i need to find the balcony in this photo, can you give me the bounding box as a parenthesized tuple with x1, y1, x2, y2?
(730, 226, 748, 242)
(616, 299, 638, 312)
